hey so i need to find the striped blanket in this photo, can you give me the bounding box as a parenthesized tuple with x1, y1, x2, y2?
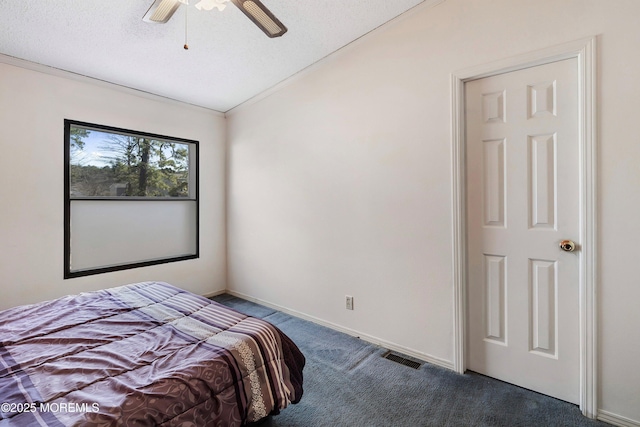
(0, 282, 304, 426)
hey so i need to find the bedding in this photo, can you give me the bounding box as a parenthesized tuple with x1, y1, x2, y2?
(0, 282, 304, 426)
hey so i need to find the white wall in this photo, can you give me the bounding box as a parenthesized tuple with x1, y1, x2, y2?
(226, 0, 640, 423)
(0, 61, 227, 309)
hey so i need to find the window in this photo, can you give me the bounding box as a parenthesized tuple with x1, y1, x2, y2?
(64, 120, 199, 278)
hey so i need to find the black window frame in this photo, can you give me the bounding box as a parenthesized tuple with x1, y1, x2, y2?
(64, 119, 199, 279)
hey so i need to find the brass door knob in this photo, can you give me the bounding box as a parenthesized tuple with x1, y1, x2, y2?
(559, 240, 576, 252)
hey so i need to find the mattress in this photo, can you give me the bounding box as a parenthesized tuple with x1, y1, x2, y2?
(0, 282, 304, 426)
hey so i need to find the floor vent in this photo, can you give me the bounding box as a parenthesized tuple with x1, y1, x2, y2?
(382, 351, 422, 369)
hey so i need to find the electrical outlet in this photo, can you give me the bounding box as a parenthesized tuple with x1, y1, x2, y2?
(346, 295, 354, 310)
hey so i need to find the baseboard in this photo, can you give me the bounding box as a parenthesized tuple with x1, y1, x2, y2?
(598, 410, 640, 427)
(225, 290, 455, 371)
(202, 289, 227, 298)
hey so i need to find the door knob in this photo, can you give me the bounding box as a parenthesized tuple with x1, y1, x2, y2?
(559, 240, 576, 252)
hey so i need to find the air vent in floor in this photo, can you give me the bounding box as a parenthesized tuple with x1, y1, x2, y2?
(382, 351, 422, 369)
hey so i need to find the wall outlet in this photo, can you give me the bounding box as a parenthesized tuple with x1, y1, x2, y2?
(346, 295, 354, 310)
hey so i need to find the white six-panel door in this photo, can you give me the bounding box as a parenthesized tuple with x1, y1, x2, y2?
(465, 58, 580, 404)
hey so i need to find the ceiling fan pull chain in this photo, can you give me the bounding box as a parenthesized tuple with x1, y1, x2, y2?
(184, 4, 189, 50)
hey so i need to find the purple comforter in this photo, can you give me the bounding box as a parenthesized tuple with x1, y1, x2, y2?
(0, 282, 304, 426)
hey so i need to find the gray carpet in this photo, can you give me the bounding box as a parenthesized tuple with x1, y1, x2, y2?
(212, 294, 610, 427)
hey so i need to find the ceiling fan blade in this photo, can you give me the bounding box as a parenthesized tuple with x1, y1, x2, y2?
(143, 0, 185, 23)
(230, 0, 287, 38)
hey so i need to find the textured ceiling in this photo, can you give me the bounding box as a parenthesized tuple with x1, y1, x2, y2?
(0, 0, 431, 112)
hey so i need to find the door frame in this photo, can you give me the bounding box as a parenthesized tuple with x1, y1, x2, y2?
(450, 36, 597, 417)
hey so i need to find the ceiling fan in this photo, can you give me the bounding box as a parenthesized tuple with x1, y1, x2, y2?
(143, 0, 287, 38)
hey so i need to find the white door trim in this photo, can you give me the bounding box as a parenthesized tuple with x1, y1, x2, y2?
(450, 36, 597, 418)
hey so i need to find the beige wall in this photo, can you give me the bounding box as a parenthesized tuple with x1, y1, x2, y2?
(0, 61, 227, 308)
(227, 0, 640, 423)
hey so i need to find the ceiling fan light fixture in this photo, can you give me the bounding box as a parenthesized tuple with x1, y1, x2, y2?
(143, 0, 185, 23)
(195, 0, 229, 11)
(142, 0, 287, 39)
(230, 0, 287, 38)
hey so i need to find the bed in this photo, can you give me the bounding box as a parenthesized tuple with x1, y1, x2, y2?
(0, 282, 304, 426)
